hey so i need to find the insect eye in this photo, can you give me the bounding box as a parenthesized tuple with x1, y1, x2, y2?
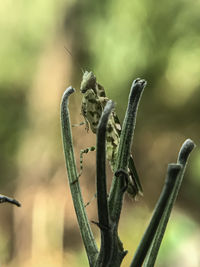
(81, 83, 91, 93)
(81, 87, 87, 93)
(80, 76, 97, 94)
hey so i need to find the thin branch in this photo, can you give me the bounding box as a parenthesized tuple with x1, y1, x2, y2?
(61, 87, 98, 266)
(109, 78, 146, 223)
(178, 139, 195, 165)
(0, 194, 21, 207)
(143, 139, 195, 267)
(96, 100, 115, 266)
(130, 163, 181, 267)
(116, 78, 147, 168)
(97, 100, 114, 228)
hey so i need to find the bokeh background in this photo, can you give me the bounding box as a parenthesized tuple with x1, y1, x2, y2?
(0, 0, 200, 266)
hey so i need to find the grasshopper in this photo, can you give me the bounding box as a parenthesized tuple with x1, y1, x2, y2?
(80, 71, 143, 198)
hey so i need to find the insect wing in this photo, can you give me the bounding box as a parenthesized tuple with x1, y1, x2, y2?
(128, 155, 143, 197)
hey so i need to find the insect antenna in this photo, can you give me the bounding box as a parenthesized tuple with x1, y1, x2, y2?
(64, 46, 85, 74)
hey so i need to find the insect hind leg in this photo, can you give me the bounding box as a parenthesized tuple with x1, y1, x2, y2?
(78, 146, 96, 178)
(72, 121, 85, 127)
(84, 193, 97, 208)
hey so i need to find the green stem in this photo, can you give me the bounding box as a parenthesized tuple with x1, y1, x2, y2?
(61, 87, 98, 266)
(96, 100, 115, 266)
(143, 139, 195, 267)
(130, 164, 181, 267)
(109, 78, 146, 223)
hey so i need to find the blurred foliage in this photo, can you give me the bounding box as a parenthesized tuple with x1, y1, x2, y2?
(0, 87, 27, 186)
(0, 0, 66, 85)
(0, 0, 63, 187)
(0, 0, 199, 266)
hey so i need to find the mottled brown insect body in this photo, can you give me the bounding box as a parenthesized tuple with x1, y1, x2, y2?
(80, 71, 143, 198)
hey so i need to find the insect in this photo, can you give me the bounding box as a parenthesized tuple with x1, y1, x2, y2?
(80, 71, 143, 198)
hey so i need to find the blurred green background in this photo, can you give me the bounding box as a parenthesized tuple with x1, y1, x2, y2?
(0, 0, 199, 266)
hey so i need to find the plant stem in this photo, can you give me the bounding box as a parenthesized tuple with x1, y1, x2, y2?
(95, 100, 115, 266)
(61, 87, 98, 266)
(130, 163, 181, 267)
(109, 78, 146, 223)
(143, 139, 195, 267)
(0, 194, 21, 207)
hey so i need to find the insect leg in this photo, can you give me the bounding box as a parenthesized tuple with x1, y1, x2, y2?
(72, 121, 85, 127)
(84, 192, 109, 208)
(84, 193, 97, 208)
(78, 146, 96, 178)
